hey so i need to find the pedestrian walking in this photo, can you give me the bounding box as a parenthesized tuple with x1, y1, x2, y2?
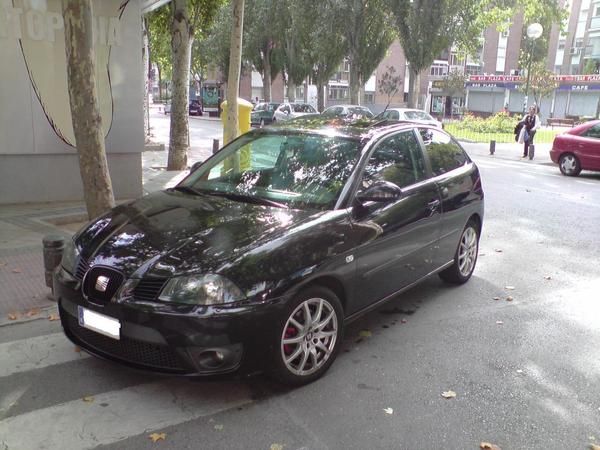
(519, 106, 540, 158)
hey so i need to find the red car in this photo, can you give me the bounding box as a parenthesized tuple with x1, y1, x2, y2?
(550, 120, 600, 176)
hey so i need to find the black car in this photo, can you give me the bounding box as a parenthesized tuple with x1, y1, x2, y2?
(54, 119, 484, 385)
(189, 99, 202, 116)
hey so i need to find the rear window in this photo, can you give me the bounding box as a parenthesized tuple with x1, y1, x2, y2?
(292, 104, 316, 113)
(419, 128, 469, 176)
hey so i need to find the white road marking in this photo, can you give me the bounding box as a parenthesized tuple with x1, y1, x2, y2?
(0, 332, 89, 378)
(0, 380, 253, 450)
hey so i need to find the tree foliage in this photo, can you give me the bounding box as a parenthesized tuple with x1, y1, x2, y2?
(344, 0, 395, 104)
(518, 60, 558, 111)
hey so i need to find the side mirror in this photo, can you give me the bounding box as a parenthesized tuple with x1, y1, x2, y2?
(356, 181, 403, 203)
(190, 161, 203, 172)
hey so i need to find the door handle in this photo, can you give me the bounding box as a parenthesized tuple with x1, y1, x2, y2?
(427, 199, 440, 210)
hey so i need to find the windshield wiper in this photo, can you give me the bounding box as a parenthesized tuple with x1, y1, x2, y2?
(170, 186, 203, 196)
(203, 190, 288, 209)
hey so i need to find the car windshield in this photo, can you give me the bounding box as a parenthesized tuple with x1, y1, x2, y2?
(348, 107, 373, 118)
(292, 104, 316, 113)
(180, 132, 361, 210)
(404, 110, 432, 120)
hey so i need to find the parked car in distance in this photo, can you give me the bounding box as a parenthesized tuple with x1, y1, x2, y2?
(378, 108, 443, 128)
(251, 102, 280, 127)
(273, 102, 317, 122)
(189, 99, 202, 116)
(550, 119, 600, 176)
(321, 104, 374, 120)
(54, 118, 483, 386)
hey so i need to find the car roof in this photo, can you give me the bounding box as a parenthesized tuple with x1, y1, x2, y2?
(266, 116, 429, 140)
(386, 108, 430, 114)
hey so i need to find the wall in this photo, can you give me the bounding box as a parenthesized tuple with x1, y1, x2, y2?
(0, 0, 144, 204)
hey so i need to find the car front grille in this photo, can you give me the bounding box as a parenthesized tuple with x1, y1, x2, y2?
(75, 258, 89, 281)
(63, 310, 188, 373)
(133, 278, 167, 302)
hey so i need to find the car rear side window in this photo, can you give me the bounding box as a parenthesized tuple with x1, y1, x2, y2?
(582, 124, 600, 139)
(419, 128, 468, 176)
(361, 131, 427, 189)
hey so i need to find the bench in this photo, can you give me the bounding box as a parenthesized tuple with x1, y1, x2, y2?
(546, 118, 575, 128)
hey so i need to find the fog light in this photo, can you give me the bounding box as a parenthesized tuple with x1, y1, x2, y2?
(187, 344, 242, 373)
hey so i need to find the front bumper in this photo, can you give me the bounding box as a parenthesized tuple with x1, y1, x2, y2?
(54, 268, 285, 376)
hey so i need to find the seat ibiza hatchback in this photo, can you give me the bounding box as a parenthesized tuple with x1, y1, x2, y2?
(55, 119, 484, 385)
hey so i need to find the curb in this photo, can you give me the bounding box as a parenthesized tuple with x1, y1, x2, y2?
(0, 304, 58, 328)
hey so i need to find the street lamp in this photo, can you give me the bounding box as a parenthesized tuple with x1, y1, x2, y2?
(523, 23, 543, 113)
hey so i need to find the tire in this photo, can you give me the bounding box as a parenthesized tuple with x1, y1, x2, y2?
(439, 219, 480, 284)
(558, 153, 581, 176)
(269, 286, 343, 386)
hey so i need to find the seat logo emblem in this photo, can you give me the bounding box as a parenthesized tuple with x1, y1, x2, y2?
(95, 275, 110, 292)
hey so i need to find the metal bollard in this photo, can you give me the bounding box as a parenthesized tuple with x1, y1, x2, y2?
(489, 139, 496, 155)
(212, 139, 220, 154)
(43, 235, 64, 295)
(528, 144, 535, 160)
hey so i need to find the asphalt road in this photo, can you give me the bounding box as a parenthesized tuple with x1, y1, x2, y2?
(1, 143, 599, 450)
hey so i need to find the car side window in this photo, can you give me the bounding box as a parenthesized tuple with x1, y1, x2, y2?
(582, 124, 600, 139)
(418, 128, 468, 176)
(360, 131, 427, 189)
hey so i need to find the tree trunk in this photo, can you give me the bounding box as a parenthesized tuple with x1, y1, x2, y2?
(262, 54, 272, 102)
(317, 80, 325, 112)
(287, 80, 296, 102)
(158, 65, 162, 101)
(224, 0, 244, 145)
(349, 60, 360, 105)
(408, 67, 420, 109)
(62, 0, 115, 220)
(168, 0, 192, 170)
(142, 17, 149, 137)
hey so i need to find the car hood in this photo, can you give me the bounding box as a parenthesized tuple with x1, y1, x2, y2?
(76, 190, 321, 279)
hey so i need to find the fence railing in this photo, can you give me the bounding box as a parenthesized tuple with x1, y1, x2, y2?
(444, 122, 561, 144)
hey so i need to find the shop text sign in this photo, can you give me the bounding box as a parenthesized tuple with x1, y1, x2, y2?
(469, 74, 600, 83)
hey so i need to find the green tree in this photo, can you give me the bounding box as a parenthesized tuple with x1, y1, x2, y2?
(307, 0, 347, 111)
(147, 8, 172, 101)
(344, 0, 395, 105)
(441, 69, 466, 117)
(243, 0, 285, 101)
(518, 60, 558, 113)
(164, 0, 223, 171)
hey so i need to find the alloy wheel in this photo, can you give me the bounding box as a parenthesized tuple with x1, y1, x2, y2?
(281, 298, 338, 376)
(559, 154, 579, 175)
(458, 226, 478, 277)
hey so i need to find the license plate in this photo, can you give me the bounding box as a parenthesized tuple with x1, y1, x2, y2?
(78, 306, 120, 340)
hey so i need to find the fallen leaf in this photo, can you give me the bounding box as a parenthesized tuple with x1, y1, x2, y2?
(492, 296, 500, 301)
(8, 313, 19, 321)
(82, 396, 94, 403)
(26, 308, 40, 317)
(494, 249, 503, 253)
(496, 321, 504, 325)
(74, 346, 81, 352)
(48, 314, 60, 321)
(149, 432, 166, 443)
(506, 296, 513, 302)
(270, 445, 284, 450)
(441, 390, 456, 399)
(504, 286, 515, 290)
(544, 275, 552, 280)
(589, 445, 600, 450)
(480, 443, 502, 450)
(12, 268, 22, 273)
(359, 330, 372, 338)
(383, 407, 393, 414)
(214, 424, 224, 431)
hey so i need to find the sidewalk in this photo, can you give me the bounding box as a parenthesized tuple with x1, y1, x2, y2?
(0, 131, 214, 320)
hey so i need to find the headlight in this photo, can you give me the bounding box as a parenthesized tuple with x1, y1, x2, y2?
(158, 274, 245, 305)
(61, 238, 79, 275)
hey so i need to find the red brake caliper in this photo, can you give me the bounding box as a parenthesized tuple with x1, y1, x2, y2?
(283, 326, 297, 355)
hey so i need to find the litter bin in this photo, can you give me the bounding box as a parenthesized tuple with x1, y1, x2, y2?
(220, 98, 253, 145)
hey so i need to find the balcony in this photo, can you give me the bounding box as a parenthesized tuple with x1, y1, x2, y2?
(591, 17, 600, 31)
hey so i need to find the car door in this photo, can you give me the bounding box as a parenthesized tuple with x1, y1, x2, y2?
(417, 127, 479, 268)
(577, 123, 600, 170)
(349, 129, 442, 312)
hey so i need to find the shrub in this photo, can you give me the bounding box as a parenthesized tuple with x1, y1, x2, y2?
(455, 112, 516, 134)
